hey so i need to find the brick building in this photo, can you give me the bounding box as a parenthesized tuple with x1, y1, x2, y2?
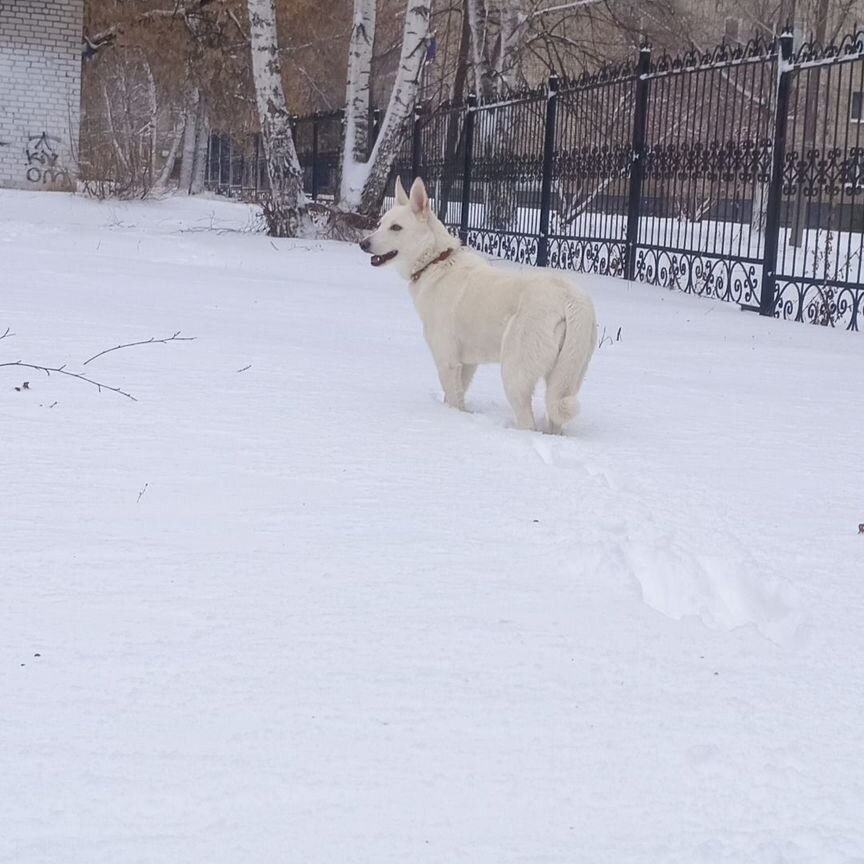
(0, 0, 84, 190)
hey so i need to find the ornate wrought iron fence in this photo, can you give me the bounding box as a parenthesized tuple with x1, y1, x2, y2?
(206, 29, 864, 331)
(772, 32, 864, 326)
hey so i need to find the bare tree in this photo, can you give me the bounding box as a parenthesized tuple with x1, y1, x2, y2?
(342, 0, 377, 167)
(247, 0, 310, 235)
(338, 0, 433, 217)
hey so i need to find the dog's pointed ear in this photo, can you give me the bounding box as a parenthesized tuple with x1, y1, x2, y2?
(409, 177, 429, 217)
(394, 176, 409, 206)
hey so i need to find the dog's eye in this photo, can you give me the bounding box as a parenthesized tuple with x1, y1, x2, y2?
(390, 224, 402, 232)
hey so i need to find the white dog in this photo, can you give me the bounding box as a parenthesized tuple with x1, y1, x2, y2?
(360, 177, 597, 434)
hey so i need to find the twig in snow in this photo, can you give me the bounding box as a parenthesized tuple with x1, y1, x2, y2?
(236, 364, 252, 373)
(0, 361, 136, 400)
(598, 326, 623, 349)
(0, 327, 13, 341)
(83, 331, 195, 366)
(137, 482, 149, 503)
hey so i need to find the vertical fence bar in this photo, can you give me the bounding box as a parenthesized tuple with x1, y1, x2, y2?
(372, 108, 381, 143)
(206, 132, 214, 189)
(459, 95, 477, 245)
(411, 104, 424, 180)
(625, 45, 652, 282)
(311, 111, 320, 201)
(537, 75, 560, 268)
(227, 134, 234, 193)
(760, 32, 794, 317)
(253, 133, 260, 194)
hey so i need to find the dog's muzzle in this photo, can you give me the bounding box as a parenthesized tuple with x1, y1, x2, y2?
(359, 236, 397, 266)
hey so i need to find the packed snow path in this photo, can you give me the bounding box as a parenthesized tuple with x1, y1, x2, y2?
(2, 191, 863, 864)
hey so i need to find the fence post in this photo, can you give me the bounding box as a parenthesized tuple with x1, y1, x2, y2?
(625, 45, 651, 282)
(760, 31, 794, 317)
(537, 75, 560, 268)
(311, 111, 320, 201)
(411, 103, 424, 180)
(459, 95, 477, 245)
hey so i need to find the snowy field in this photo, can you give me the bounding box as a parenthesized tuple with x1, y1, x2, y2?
(2, 189, 863, 864)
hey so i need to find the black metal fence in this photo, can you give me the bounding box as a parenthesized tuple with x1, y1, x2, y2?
(207, 29, 864, 331)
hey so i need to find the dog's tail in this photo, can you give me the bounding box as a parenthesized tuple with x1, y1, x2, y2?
(545, 291, 597, 431)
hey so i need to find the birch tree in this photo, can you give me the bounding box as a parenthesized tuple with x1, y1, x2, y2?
(465, 0, 525, 232)
(247, 0, 309, 235)
(338, 0, 432, 217)
(342, 0, 377, 167)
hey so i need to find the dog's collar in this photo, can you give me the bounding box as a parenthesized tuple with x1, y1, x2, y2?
(410, 248, 456, 282)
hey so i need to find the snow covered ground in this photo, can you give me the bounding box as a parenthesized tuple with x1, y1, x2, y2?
(2, 189, 863, 864)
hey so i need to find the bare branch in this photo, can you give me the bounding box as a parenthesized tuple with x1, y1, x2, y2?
(529, 0, 610, 17)
(227, 8, 249, 41)
(0, 327, 13, 341)
(1, 362, 137, 400)
(82, 331, 196, 366)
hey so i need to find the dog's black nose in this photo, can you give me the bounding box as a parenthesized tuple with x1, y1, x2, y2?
(359, 237, 371, 252)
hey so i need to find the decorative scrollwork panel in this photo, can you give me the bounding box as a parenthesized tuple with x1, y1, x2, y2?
(466, 230, 539, 266)
(634, 247, 762, 306)
(773, 279, 863, 330)
(548, 237, 626, 277)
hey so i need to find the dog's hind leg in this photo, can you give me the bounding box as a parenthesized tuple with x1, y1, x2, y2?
(501, 315, 550, 431)
(502, 375, 536, 430)
(545, 297, 596, 434)
(461, 364, 477, 396)
(501, 356, 538, 431)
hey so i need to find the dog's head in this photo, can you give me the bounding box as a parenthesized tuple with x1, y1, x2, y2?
(359, 177, 435, 273)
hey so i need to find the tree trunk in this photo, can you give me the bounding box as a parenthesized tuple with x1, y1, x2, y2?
(465, 0, 524, 232)
(179, 88, 200, 193)
(354, 0, 432, 216)
(466, 0, 488, 96)
(156, 116, 185, 190)
(436, 0, 471, 222)
(247, 0, 308, 236)
(790, 0, 827, 247)
(190, 105, 209, 194)
(142, 58, 158, 191)
(340, 0, 377, 204)
(750, 179, 768, 235)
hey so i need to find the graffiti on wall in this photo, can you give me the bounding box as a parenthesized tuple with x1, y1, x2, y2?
(25, 133, 69, 186)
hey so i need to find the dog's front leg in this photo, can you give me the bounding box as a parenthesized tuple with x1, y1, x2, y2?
(433, 358, 466, 411)
(424, 331, 466, 410)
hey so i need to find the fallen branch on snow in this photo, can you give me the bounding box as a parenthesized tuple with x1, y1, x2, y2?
(0, 361, 137, 401)
(598, 326, 622, 349)
(82, 331, 195, 366)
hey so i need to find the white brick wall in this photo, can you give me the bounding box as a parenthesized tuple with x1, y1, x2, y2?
(0, 0, 84, 190)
